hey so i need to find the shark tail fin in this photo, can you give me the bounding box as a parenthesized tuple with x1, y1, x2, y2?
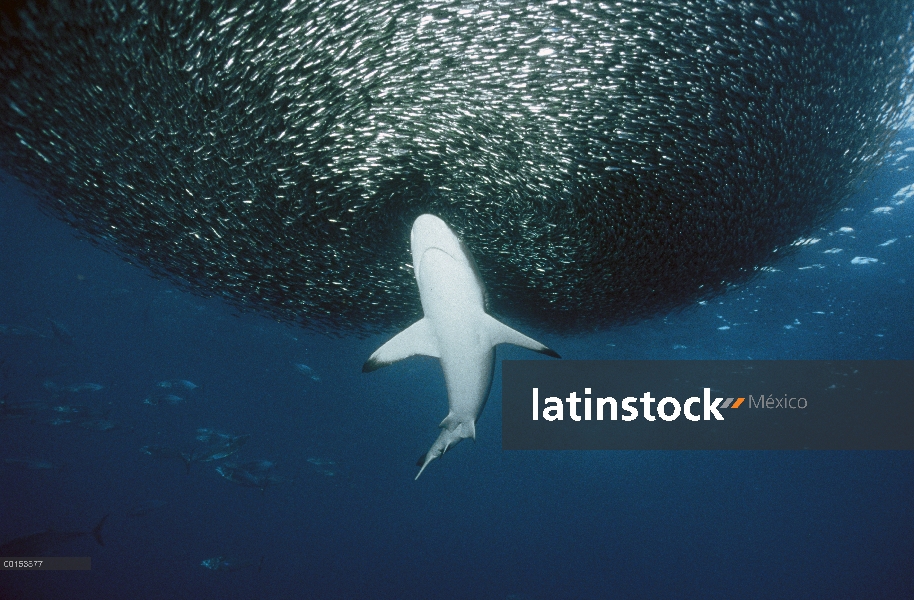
(484, 315, 560, 358)
(363, 318, 440, 372)
(415, 420, 478, 480)
(92, 514, 109, 547)
(415, 452, 436, 480)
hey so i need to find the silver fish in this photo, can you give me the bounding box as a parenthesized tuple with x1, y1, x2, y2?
(292, 363, 321, 382)
(201, 555, 264, 573)
(143, 394, 184, 406)
(156, 379, 198, 390)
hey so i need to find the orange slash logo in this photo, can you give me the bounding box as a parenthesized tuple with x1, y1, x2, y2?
(721, 397, 745, 409)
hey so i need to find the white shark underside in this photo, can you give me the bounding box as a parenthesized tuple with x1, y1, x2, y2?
(363, 214, 559, 479)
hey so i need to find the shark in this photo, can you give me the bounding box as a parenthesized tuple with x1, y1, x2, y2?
(363, 214, 560, 479)
(0, 514, 107, 557)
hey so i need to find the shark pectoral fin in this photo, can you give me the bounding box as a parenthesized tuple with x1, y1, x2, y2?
(483, 315, 561, 358)
(362, 318, 441, 372)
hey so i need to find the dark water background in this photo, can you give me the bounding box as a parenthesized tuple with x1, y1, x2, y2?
(0, 131, 913, 598)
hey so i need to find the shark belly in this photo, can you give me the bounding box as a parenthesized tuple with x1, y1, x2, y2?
(416, 247, 493, 425)
(436, 334, 496, 432)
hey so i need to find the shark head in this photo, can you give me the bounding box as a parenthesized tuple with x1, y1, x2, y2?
(410, 214, 471, 277)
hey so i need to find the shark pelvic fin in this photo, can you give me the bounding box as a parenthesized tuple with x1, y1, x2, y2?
(362, 318, 440, 372)
(438, 414, 476, 441)
(483, 314, 561, 358)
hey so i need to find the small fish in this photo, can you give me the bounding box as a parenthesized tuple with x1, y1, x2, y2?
(17, 401, 50, 410)
(47, 405, 110, 430)
(75, 418, 116, 431)
(214, 466, 263, 488)
(292, 363, 321, 382)
(195, 428, 236, 444)
(44, 381, 104, 394)
(193, 434, 250, 462)
(201, 555, 265, 573)
(216, 460, 287, 492)
(194, 429, 246, 445)
(0, 400, 49, 419)
(3, 457, 58, 470)
(47, 318, 74, 345)
(307, 457, 338, 476)
(143, 393, 184, 406)
(64, 383, 104, 393)
(156, 379, 198, 390)
(0, 409, 28, 420)
(52, 405, 89, 414)
(140, 445, 195, 473)
(0, 324, 45, 338)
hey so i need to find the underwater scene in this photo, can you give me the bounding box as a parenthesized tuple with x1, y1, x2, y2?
(1, 129, 913, 598)
(0, 1, 913, 599)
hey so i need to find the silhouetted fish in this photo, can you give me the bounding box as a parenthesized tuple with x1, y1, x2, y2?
(0, 515, 107, 556)
(43, 381, 103, 394)
(307, 458, 338, 477)
(46, 318, 74, 345)
(140, 445, 194, 474)
(216, 461, 288, 492)
(0, 324, 44, 338)
(292, 363, 321, 382)
(75, 417, 116, 431)
(3, 457, 58, 470)
(0, 399, 48, 420)
(192, 434, 250, 462)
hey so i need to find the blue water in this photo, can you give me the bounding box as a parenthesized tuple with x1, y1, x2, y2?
(1, 131, 913, 598)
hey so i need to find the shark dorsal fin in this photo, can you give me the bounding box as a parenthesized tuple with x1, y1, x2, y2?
(362, 318, 441, 372)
